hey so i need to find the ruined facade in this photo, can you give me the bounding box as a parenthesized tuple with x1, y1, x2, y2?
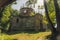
(10, 7, 47, 31)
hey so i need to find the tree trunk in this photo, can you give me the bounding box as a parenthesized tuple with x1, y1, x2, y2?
(44, 0, 59, 40)
(44, 0, 56, 33)
(53, 0, 60, 40)
(54, 0, 60, 33)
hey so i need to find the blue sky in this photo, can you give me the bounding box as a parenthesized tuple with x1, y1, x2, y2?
(11, 0, 45, 13)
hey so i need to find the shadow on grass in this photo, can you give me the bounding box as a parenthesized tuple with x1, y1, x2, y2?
(7, 29, 43, 35)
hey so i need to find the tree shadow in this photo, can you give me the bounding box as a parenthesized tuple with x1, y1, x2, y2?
(7, 29, 41, 35)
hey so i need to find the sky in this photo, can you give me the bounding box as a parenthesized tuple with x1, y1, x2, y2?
(11, 0, 45, 13)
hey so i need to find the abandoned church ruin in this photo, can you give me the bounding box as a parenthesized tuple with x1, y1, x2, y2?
(10, 7, 47, 31)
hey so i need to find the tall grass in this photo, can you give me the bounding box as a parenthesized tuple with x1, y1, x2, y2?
(0, 33, 13, 40)
(10, 32, 51, 40)
(0, 32, 51, 40)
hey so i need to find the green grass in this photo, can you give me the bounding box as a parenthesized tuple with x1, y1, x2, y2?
(0, 33, 13, 40)
(10, 31, 51, 40)
(0, 32, 51, 40)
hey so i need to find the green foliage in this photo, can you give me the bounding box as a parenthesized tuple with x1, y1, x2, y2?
(26, 0, 37, 7)
(49, 11, 56, 24)
(44, 0, 56, 25)
(30, 12, 35, 16)
(0, 4, 19, 31)
(43, 14, 48, 24)
(1, 5, 12, 30)
(57, 0, 60, 8)
(47, 0, 55, 13)
(0, 34, 13, 40)
(0, 32, 51, 40)
(48, 0, 56, 25)
(11, 10, 19, 16)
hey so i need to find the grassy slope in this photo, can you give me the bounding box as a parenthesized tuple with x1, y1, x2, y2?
(0, 32, 51, 40)
(10, 32, 51, 40)
(0, 33, 13, 40)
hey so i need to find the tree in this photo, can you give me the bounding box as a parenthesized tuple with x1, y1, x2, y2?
(0, 0, 16, 8)
(44, 0, 56, 33)
(53, 0, 60, 32)
(1, 5, 13, 32)
(0, 0, 16, 33)
(25, 0, 37, 7)
(44, 0, 60, 40)
(11, 10, 19, 16)
(47, 0, 56, 25)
